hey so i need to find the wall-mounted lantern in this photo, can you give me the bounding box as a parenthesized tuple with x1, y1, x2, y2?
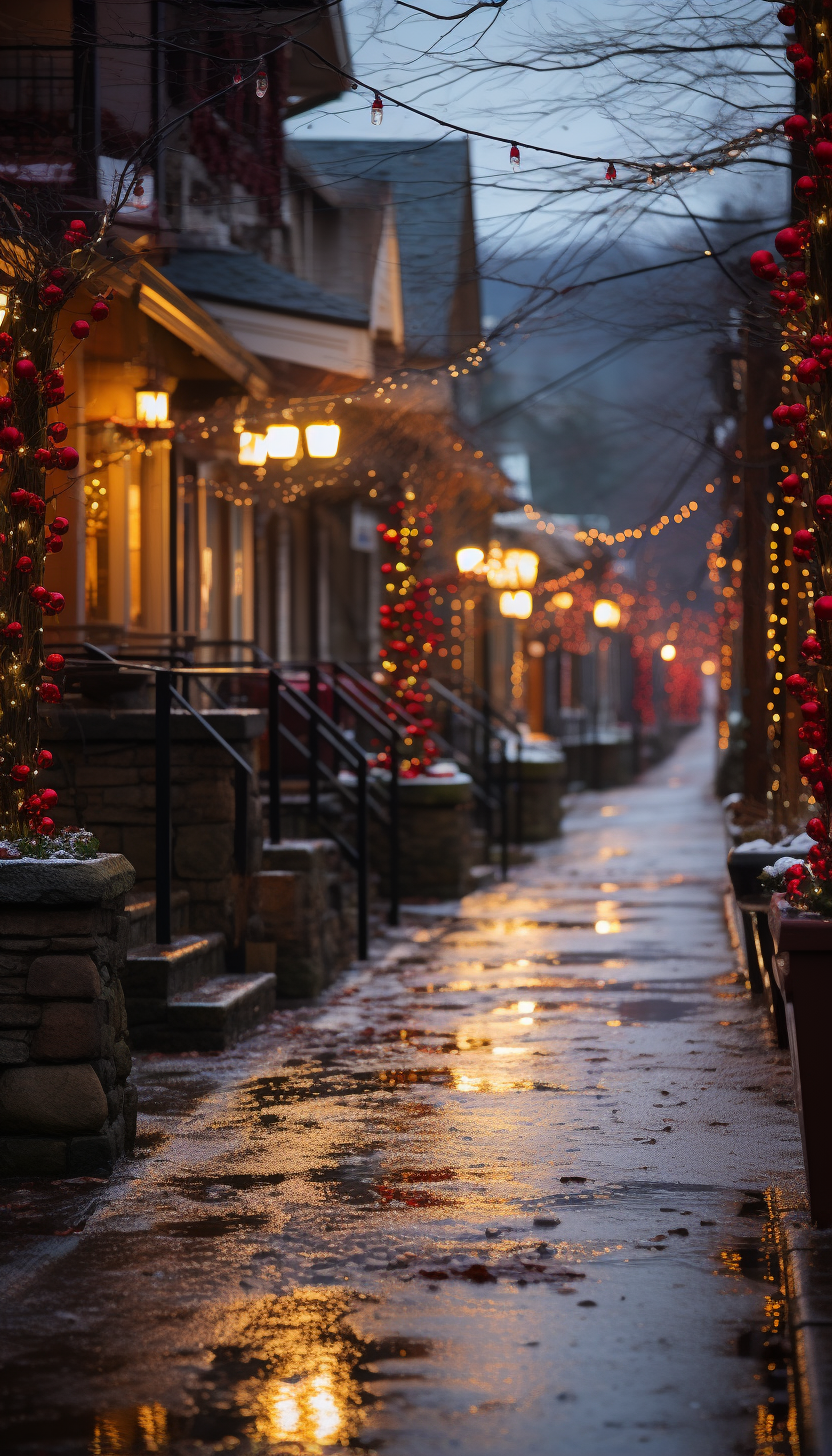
(135, 388, 170, 427)
(499, 589, 533, 619)
(265, 424, 301, 459)
(592, 598, 621, 629)
(305, 422, 340, 458)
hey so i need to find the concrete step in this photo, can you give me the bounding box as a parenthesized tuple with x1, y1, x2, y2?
(123, 933, 226, 1045)
(125, 889, 189, 948)
(165, 973, 277, 1052)
(123, 933, 277, 1052)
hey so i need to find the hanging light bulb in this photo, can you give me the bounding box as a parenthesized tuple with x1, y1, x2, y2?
(605, 162, 617, 181)
(233, 65, 243, 85)
(371, 93, 383, 125)
(256, 63, 268, 99)
(509, 143, 520, 172)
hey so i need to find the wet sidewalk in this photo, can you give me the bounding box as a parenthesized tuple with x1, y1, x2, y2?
(0, 719, 808, 1455)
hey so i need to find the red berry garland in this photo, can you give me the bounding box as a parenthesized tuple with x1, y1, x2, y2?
(375, 501, 442, 776)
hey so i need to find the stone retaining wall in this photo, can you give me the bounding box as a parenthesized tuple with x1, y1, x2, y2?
(0, 855, 137, 1177)
(39, 708, 265, 943)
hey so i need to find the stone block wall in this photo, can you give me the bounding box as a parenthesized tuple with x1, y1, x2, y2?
(371, 780, 476, 900)
(40, 708, 265, 944)
(251, 839, 354, 997)
(0, 856, 137, 1177)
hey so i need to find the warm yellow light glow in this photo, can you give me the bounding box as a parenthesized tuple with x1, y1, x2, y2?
(517, 1000, 536, 1013)
(238, 431, 268, 465)
(486, 545, 539, 589)
(595, 918, 622, 934)
(266, 424, 301, 459)
(593, 599, 621, 629)
(305, 422, 340, 458)
(701, 659, 716, 675)
(550, 591, 573, 609)
(456, 545, 485, 573)
(499, 589, 533, 619)
(136, 389, 170, 426)
(660, 643, 677, 662)
(0, 293, 7, 327)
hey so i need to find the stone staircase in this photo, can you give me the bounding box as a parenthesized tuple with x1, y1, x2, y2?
(121, 891, 277, 1053)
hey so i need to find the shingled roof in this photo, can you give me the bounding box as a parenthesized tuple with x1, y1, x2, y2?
(287, 138, 478, 359)
(161, 249, 369, 328)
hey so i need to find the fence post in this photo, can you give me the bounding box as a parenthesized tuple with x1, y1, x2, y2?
(234, 762, 248, 876)
(309, 664, 319, 821)
(155, 670, 172, 944)
(388, 735, 400, 926)
(356, 753, 368, 960)
(268, 669, 281, 844)
(500, 740, 509, 883)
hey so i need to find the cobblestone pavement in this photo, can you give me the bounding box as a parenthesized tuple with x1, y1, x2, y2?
(0, 719, 807, 1456)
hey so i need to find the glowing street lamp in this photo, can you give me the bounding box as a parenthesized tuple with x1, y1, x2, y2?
(238, 431, 268, 465)
(593, 599, 621, 629)
(499, 590, 533, 619)
(304, 422, 340, 458)
(660, 642, 677, 662)
(456, 546, 485, 574)
(266, 424, 301, 459)
(135, 388, 170, 426)
(486, 545, 539, 589)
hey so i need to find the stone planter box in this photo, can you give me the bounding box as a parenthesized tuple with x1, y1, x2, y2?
(511, 755, 566, 842)
(251, 839, 354, 998)
(0, 853, 137, 1177)
(770, 894, 832, 1226)
(372, 774, 475, 900)
(39, 707, 265, 944)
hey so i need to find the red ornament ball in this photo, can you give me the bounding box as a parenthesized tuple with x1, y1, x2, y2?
(49, 268, 68, 284)
(780, 473, 802, 495)
(38, 683, 61, 703)
(789, 271, 809, 287)
(784, 114, 811, 140)
(2, 621, 22, 639)
(28, 585, 48, 604)
(57, 445, 79, 470)
(44, 653, 64, 671)
(807, 817, 829, 842)
(772, 403, 792, 425)
(815, 140, 832, 165)
(795, 55, 815, 78)
(786, 673, 810, 694)
(47, 536, 63, 554)
(776, 226, 805, 257)
(815, 596, 832, 620)
(797, 358, 821, 382)
(10, 765, 30, 782)
(795, 529, 816, 552)
(750, 249, 776, 276)
(39, 787, 58, 806)
(51, 516, 69, 535)
(39, 284, 64, 307)
(13, 358, 37, 382)
(790, 402, 808, 422)
(0, 426, 23, 449)
(90, 300, 109, 322)
(817, 495, 832, 518)
(802, 635, 823, 658)
(778, 4, 796, 21)
(69, 219, 87, 234)
(70, 320, 90, 340)
(38, 817, 55, 835)
(48, 422, 68, 442)
(0, 396, 11, 413)
(796, 175, 819, 197)
(14, 556, 32, 573)
(37, 749, 53, 768)
(49, 591, 65, 614)
(10, 489, 27, 506)
(34, 448, 52, 466)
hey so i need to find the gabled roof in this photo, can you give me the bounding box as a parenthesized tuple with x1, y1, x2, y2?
(160, 249, 369, 328)
(287, 139, 478, 359)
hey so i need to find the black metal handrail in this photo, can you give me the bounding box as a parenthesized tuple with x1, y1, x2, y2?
(427, 676, 518, 880)
(80, 644, 255, 953)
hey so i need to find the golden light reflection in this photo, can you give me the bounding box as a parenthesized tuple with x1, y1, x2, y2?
(517, 1000, 536, 1013)
(600, 882, 619, 891)
(519, 1016, 534, 1025)
(492, 1045, 528, 1056)
(600, 805, 621, 817)
(451, 1071, 537, 1091)
(91, 1405, 168, 1455)
(595, 919, 622, 934)
(598, 846, 629, 861)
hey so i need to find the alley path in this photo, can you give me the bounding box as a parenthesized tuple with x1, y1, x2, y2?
(0, 718, 807, 1456)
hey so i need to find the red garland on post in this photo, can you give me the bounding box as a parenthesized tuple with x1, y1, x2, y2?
(754, 0, 832, 909)
(0, 207, 109, 840)
(374, 498, 443, 777)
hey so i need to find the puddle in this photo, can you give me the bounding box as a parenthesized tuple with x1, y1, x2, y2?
(0, 1290, 426, 1454)
(242, 1065, 452, 1118)
(153, 1214, 270, 1238)
(165, 1174, 286, 1201)
(615, 998, 699, 1023)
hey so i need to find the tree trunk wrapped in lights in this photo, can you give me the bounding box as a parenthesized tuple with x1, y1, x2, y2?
(375, 501, 443, 777)
(757, 0, 832, 910)
(0, 201, 106, 846)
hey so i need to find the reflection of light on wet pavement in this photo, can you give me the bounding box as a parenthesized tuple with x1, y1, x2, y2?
(492, 1046, 527, 1056)
(594, 920, 621, 934)
(600, 805, 622, 817)
(264, 1368, 342, 1446)
(598, 845, 629, 860)
(91, 1404, 168, 1454)
(517, 1001, 536, 1014)
(450, 1070, 537, 1091)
